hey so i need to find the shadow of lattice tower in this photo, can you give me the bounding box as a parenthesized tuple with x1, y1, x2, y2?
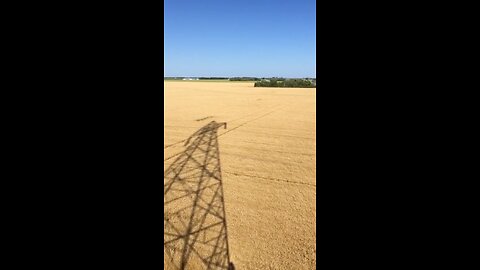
(164, 121, 231, 270)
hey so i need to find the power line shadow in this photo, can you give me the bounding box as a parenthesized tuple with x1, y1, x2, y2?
(164, 121, 235, 270)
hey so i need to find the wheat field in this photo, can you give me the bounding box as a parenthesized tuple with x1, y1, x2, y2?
(164, 81, 316, 270)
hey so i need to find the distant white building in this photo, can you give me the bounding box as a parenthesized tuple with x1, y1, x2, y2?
(182, 77, 199, 81)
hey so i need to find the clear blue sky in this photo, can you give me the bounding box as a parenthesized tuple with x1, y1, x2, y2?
(164, 0, 316, 78)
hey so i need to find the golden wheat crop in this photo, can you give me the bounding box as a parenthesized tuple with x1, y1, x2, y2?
(164, 81, 316, 270)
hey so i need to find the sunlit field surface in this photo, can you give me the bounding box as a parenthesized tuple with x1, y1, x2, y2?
(164, 81, 316, 270)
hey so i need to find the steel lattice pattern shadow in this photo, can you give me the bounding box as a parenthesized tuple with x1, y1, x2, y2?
(164, 121, 233, 270)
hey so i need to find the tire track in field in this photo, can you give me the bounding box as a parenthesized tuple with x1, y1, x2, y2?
(230, 129, 316, 141)
(221, 143, 315, 157)
(222, 151, 313, 167)
(223, 171, 316, 188)
(232, 139, 314, 150)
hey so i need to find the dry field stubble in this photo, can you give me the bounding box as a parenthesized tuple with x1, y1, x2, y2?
(164, 81, 316, 270)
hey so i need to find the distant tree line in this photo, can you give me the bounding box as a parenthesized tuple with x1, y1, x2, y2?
(229, 77, 261, 81)
(164, 77, 317, 88)
(254, 79, 316, 88)
(198, 77, 228, 80)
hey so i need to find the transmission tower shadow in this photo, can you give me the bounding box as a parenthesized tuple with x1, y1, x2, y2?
(164, 121, 234, 270)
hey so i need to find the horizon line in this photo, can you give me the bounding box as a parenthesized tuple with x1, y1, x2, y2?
(164, 76, 317, 78)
